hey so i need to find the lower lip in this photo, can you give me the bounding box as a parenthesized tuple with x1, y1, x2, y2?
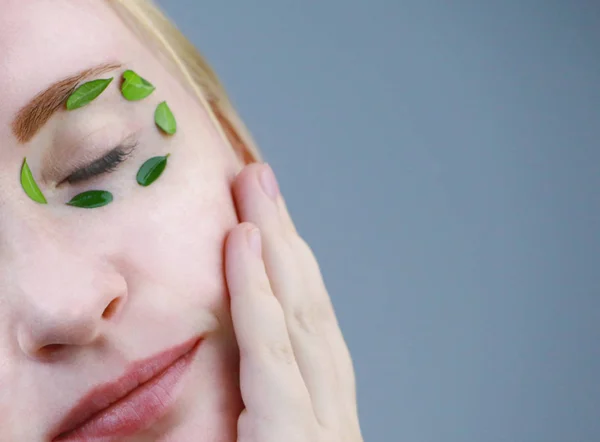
(55, 339, 202, 441)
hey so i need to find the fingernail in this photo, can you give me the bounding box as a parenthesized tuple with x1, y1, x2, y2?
(247, 227, 262, 257)
(260, 164, 280, 201)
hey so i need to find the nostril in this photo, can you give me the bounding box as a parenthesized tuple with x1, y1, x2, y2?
(102, 297, 122, 319)
(38, 344, 65, 357)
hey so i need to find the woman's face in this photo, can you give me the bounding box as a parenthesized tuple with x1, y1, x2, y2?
(0, 1, 246, 440)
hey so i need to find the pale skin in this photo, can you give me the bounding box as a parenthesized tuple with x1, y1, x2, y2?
(226, 164, 363, 442)
(0, 1, 363, 441)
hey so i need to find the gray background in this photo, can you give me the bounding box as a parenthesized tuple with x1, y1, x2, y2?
(156, 1, 600, 441)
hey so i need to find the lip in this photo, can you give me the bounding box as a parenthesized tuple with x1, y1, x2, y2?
(50, 336, 202, 441)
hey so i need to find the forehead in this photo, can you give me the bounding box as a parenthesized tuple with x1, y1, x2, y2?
(0, 0, 130, 122)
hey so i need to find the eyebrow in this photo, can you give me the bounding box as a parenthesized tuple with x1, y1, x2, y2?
(11, 62, 122, 144)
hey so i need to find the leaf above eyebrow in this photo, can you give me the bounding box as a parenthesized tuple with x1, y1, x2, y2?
(66, 190, 113, 209)
(121, 70, 156, 101)
(20, 158, 48, 204)
(154, 101, 177, 135)
(66, 78, 114, 110)
(137, 154, 171, 187)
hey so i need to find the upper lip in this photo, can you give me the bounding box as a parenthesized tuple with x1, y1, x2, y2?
(50, 336, 202, 440)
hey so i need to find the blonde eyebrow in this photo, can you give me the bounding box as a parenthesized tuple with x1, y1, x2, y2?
(11, 62, 122, 144)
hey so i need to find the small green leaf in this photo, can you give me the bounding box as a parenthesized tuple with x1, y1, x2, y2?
(20, 158, 47, 204)
(66, 190, 113, 209)
(121, 70, 156, 101)
(66, 78, 114, 110)
(155, 101, 177, 135)
(123, 70, 136, 81)
(137, 153, 171, 187)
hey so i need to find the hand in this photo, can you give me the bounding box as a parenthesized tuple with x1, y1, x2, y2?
(224, 163, 364, 442)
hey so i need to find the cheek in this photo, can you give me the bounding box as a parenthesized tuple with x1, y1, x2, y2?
(113, 159, 240, 313)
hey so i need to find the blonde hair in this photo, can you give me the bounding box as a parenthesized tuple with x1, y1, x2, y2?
(107, 0, 261, 163)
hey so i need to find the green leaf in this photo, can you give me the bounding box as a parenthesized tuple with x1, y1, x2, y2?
(154, 101, 177, 135)
(123, 70, 136, 81)
(20, 158, 47, 204)
(137, 153, 171, 187)
(66, 190, 113, 209)
(121, 70, 156, 101)
(66, 78, 114, 110)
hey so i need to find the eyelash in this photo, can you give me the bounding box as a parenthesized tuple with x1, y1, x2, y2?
(65, 142, 138, 185)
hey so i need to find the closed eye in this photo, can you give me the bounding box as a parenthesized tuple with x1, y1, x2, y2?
(64, 142, 137, 185)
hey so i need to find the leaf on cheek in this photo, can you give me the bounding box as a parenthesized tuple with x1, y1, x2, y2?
(20, 158, 48, 204)
(66, 190, 113, 208)
(136, 154, 171, 187)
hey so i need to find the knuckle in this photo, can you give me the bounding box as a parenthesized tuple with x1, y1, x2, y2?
(284, 219, 298, 238)
(287, 229, 309, 251)
(291, 234, 325, 279)
(263, 339, 296, 365)
(254, 275, 273, 297)
(278, 226, 298, 253)
(292, 300, 332, 335)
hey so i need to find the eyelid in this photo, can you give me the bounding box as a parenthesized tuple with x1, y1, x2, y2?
(62, 141, 138, 185)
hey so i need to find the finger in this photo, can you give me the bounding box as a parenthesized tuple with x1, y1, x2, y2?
(233, 162, 354, 370)
(232, 163, 354, 425)
(291, 230, 359, 411)
(224, 222, 313, 421)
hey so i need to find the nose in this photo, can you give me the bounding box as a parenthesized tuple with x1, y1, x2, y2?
(7, 229, 128, 359)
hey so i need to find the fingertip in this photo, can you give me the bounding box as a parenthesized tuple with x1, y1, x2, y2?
(233, 163, 264, 201)
(246, 225, 262, 258)
(230, 222, 262, 257)
(226, 222, 256, 254)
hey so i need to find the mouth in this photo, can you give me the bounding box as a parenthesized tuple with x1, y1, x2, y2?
(50, 336, 203, 441)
